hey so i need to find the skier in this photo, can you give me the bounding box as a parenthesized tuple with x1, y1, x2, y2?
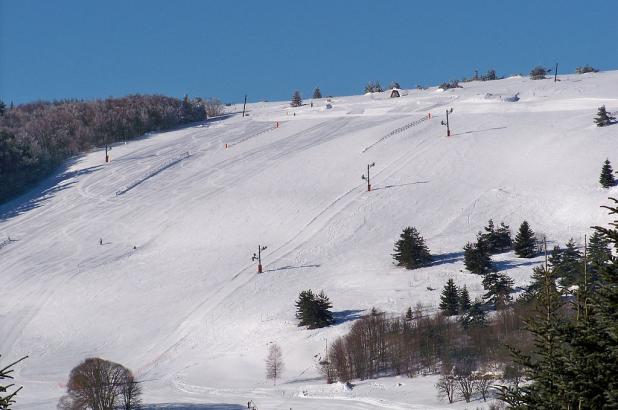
(99, 238, 103, 245)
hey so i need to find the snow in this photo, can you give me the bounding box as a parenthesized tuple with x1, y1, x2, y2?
(2, 71, 618, 409)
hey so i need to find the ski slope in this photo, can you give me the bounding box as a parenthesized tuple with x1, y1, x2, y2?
(2, 71, 618, 409)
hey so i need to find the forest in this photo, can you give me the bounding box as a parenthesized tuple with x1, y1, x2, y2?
(0, 95, 207, 204)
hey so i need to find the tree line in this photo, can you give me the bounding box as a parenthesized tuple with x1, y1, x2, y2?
(0, 94, 208, 204)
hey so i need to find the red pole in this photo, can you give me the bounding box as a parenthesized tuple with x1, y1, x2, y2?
(258, 264, 263, 273)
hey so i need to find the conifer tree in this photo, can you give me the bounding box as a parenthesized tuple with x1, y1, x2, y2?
(587, 231, 611, 286)
(477, 220, 512, 254)
(439, 279, 459, 316)
(1, 355, 27, 408)
(498, 265, 570, 408)
(482, 272, 514, 309)
(514, 221, 536, 258)
(315, 291, 335, 328)
(0, 100, 6, 116)
(548, 245, 562, 268)
(389, 81, 401, 89)
(594, 105, 615, 127)
(295, 290, 334, 329)
(556, 239, 583, 288)
(495, 222, 513, 252)
(599, 159, 615, 188)
(312, 87, 322, 99)
(405, 306, 413, 322)
(459, 299, 487, 329)
(392, 227, 432, 269)
(291, 90, 302, 107)
(463, 242, 492, 274)
(459, 285, 472, 313)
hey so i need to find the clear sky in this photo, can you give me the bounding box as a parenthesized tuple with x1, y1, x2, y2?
(1, 0, 617, 105)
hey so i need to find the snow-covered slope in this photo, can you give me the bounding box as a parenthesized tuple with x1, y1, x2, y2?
(2, 71, 618, 409)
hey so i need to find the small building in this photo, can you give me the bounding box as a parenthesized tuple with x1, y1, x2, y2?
(390, 88, 402, 98)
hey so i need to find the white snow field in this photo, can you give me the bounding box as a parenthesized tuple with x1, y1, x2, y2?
(2, 71, 618, 409)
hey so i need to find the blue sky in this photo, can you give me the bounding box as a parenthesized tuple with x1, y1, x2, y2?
(1, 0, 617, 104)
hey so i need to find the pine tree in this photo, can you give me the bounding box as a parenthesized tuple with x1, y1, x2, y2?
(459, 299, 487, 329)
(599, 159, 615, 188)
(594, 105, 615, 127)
(482, 272, 514, 309)
(1, 355, 27, 408)
(389, 81, 401, 89)
(548, 245, 562, 268)
(295, 290, 316, 327)
(556, 239, 583, 288)
(295, 290, 334, 329)
(587, 231, 611, 286)
(315, 291, 334, 328)
(405, 306, 413, 322)
(495, 222, 513, 252)
(0, 100, 6, 116)
(514, 221, 536, 258)
(364, 81, 383, 94)
(477, 219, 497, 252)
(459, 285, 471, 313)
(498, 265, 571, 408)
(291, 91, 302, 107)
(312, 87, 322, 99)
(392, 227, 432, 269)
(463, 242, 492, 274)
(439, 279, 459, 316)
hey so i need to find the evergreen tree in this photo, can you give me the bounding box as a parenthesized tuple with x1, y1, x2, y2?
(594, 105, 615, 127)
(314, 291, 335, 328)
(459, 285, 471, 313)
(364, 81, 383, 94)
(405, 306, 413, 322)
(556, 239, 583, 288)
(478, 219, 512, 254)
(495, 222, 513, 252)
(312, 87, 322, 99)
(599, 159, 615, 188)
(0, 100, 6, 116)
(295, 290, 334, 329)
(0, 355, 27, 408)
(463, 242, 492, 274)
(499, 265, 571, 408)
(514, 221, 536, 258)
(389, 81, 401, 89)
(587, 231, 611, 286)
(439, 279, 459, 316)
(291, 91, 303, 107)
(459, 299, 487, 329)
(482, 272, 514, 309)
(548, 245, 562, 268)
(392, 227, 432, 269)
(295, 290, 316, 327)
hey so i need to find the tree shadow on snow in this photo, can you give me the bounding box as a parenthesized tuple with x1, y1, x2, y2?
(141, 404, 244, 410)
(494, 258, 540, 271)
(431, 251, 464, 266)
(372, 180, 430, 191)
(0, 160, 103, 222)
(333, 309, 364, 324)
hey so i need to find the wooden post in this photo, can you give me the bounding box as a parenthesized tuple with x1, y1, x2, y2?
(242, 94, 247, 117)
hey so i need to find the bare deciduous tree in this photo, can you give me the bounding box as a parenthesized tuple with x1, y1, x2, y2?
(204, 97, 225, 118)
(436, 369, 457, 404)
(266, 343, 284, 385)
(475, 371, 495, 402)
(59, 357, 141, 410)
